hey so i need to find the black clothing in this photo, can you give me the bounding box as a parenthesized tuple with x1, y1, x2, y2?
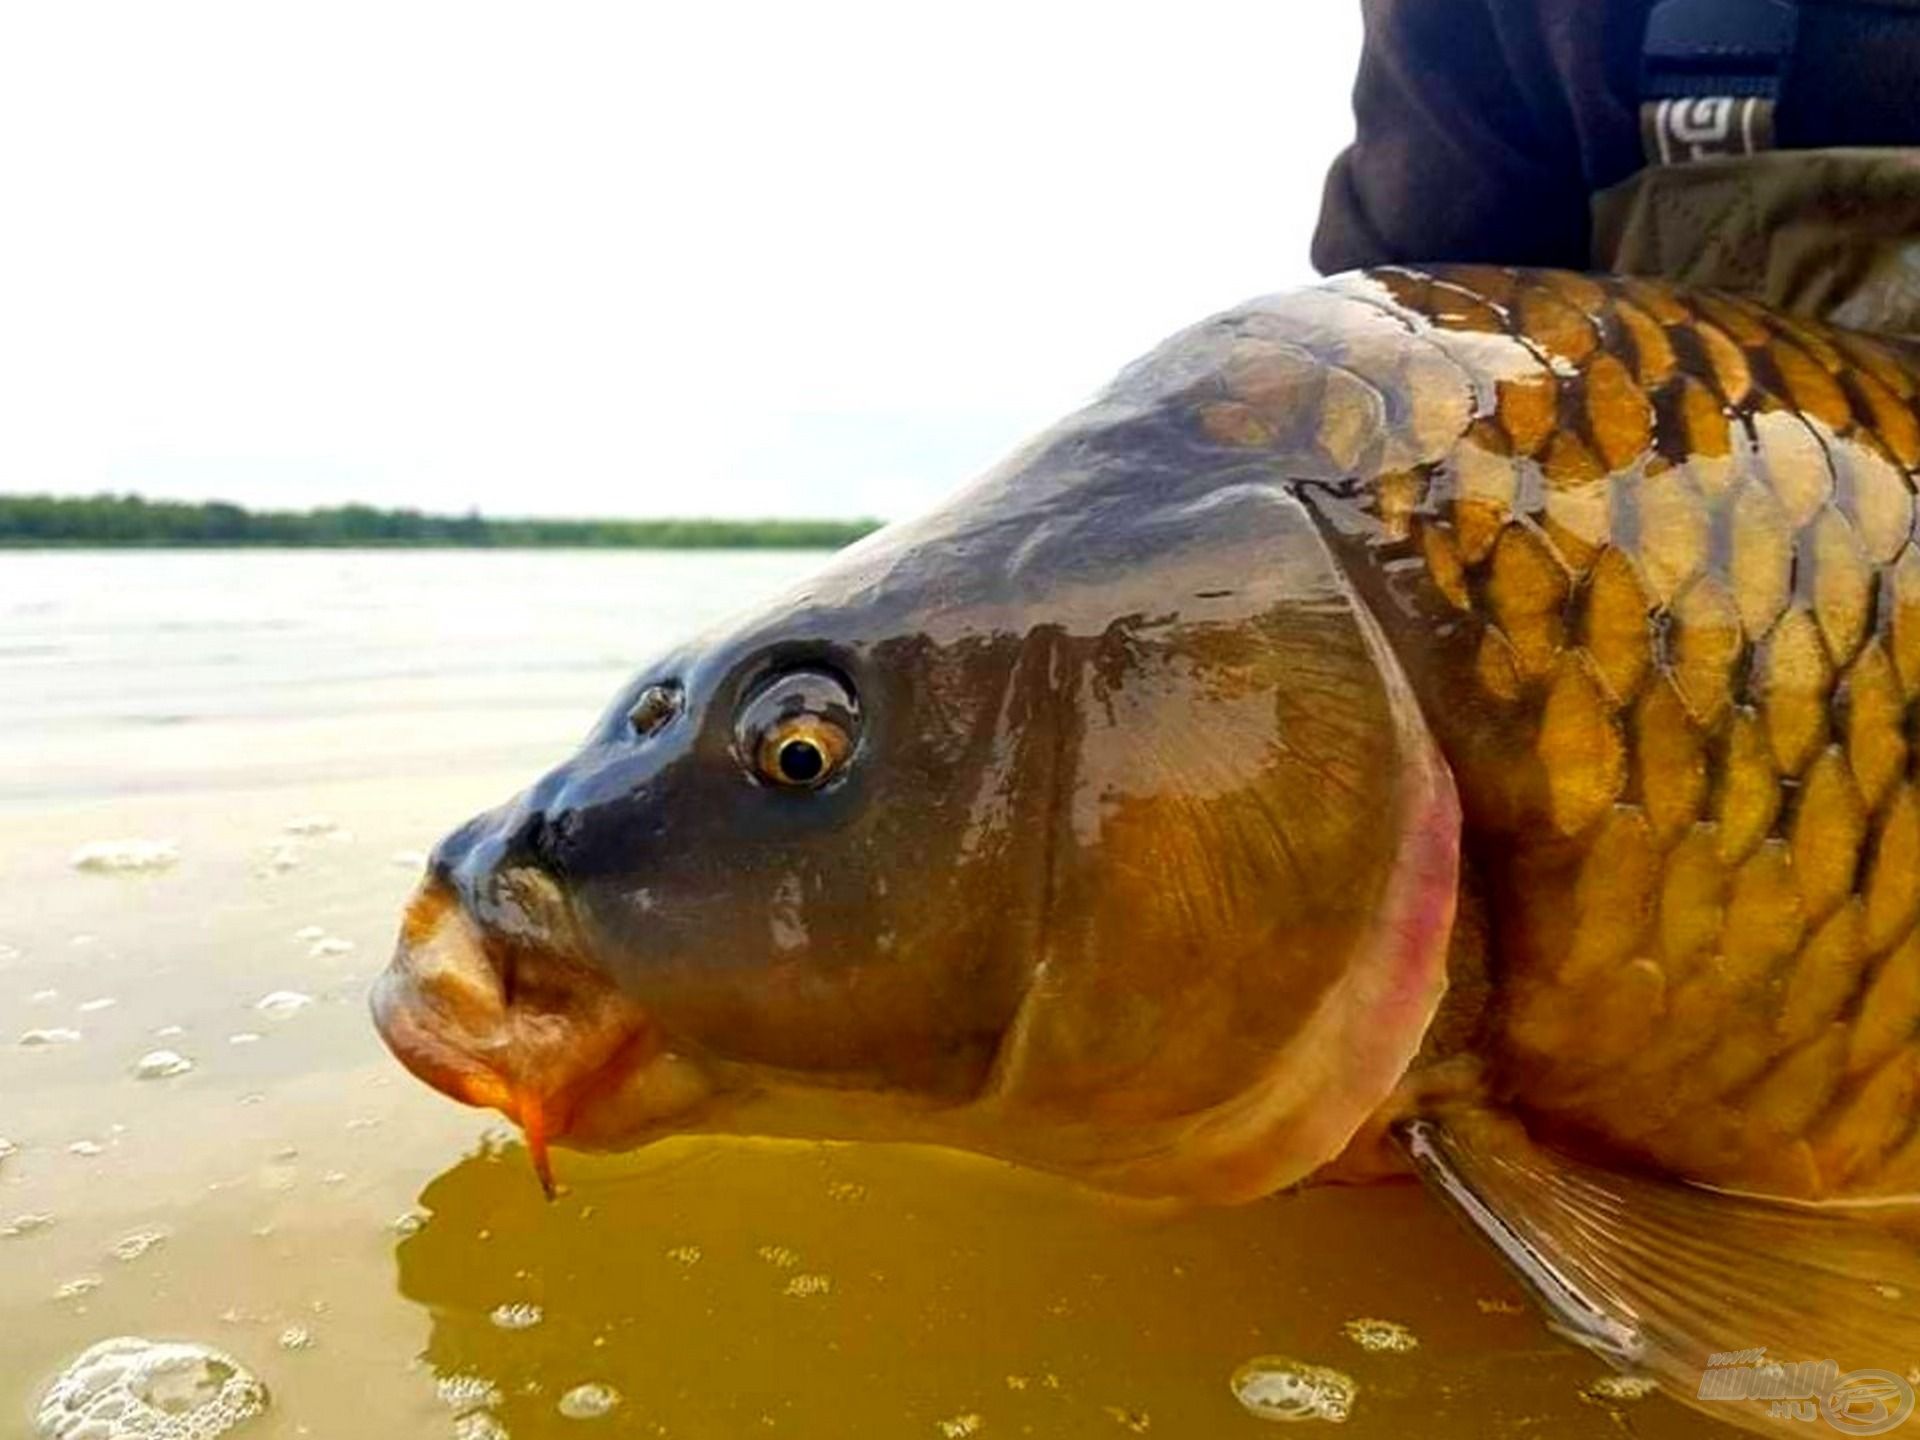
(1312, 0, 1920, 275)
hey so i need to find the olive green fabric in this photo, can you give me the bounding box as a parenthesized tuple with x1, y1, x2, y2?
(1593, 146, 1920, 334)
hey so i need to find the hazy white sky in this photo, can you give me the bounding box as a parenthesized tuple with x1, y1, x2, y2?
(0, 3, 1363, 521)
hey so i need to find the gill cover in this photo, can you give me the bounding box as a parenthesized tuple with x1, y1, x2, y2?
(942, 478, 1462, 1200)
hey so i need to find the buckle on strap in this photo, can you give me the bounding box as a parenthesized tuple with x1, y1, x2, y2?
(1640, 0, 1800, 164)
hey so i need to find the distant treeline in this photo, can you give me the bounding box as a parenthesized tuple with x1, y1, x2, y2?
(0, 493, 883, 549)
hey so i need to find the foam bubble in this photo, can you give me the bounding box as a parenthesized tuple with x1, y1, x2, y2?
(70, 1141, 105, 1157)
(35, 1336, 268, 1438)
(307, 938, 354, 959)
(3, 1213, 56, 1238)
(111, 1231, 167, 1262)
(1585, 1374, 1659, 1403)
(282, 816, 342, 837)
(437, 1374, 503, 1413)
(390, 849, 428, 870)
(1230, 1356, 1356, 1424)
(557, 1383, 620, 1420)
(1340, 1318, 1418, 1354)
(77, 998, 118, 1014)
(254, 992, 312, 1020)
(21, 1028, 83, 1047)
(72, 840, 179, 874)
(489, 1303, 543, 1331)
(132, 1051, 193, 1081)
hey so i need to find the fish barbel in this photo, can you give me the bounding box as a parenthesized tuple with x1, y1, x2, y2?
(374, 266, 1920, 1433)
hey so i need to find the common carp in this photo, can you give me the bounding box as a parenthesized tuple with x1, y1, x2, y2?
(374, 267, 1920, 1434)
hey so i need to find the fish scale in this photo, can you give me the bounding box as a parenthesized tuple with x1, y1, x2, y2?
(1199, 264, 1920, 1201)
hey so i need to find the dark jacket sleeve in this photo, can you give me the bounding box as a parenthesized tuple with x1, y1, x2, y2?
(1311, 0, 1647, 274)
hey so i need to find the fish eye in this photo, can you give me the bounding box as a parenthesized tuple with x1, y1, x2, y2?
(756, 716, 849, 789)
(627, 682, 683, 738)
(736, 668, 859, 791)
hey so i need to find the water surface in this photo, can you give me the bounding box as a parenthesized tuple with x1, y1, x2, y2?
(0, 550, 1725, 1436)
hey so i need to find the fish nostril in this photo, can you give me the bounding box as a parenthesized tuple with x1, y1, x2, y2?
(517, 810, 553, 869)
(512, 805, 581, 885)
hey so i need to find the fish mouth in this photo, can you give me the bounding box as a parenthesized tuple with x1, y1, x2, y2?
(370, 878, 716, 1193)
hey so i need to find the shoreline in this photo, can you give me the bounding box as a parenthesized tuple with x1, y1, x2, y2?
(0, 538, 863, 550)
(0, 494, 883, 550)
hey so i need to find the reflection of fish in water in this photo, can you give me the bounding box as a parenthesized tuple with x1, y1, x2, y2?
(374, 266, 1920, 1434)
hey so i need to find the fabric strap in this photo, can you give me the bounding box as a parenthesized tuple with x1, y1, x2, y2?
(1640, 0, 1800, 164)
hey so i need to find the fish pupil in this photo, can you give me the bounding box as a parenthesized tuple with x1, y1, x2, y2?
(777, 737, 825, 784)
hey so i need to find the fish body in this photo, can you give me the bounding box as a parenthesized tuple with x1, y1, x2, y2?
(1219, 266, 1920, 1205)
(374, 267, 1920, 1432)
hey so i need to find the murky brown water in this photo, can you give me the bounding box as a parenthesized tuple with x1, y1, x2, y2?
(1, 550, 1734, 1436)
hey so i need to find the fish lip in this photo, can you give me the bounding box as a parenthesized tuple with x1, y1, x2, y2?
(368, 961, 505, 1108)
(373, 875, 738, 1188)
(370, 879, 672, 1158)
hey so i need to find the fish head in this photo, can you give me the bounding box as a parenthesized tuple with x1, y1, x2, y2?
(373, 414, 1461, 1202)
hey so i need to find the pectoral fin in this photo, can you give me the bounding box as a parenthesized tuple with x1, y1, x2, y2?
(1398, 1113, 1920, 1437)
